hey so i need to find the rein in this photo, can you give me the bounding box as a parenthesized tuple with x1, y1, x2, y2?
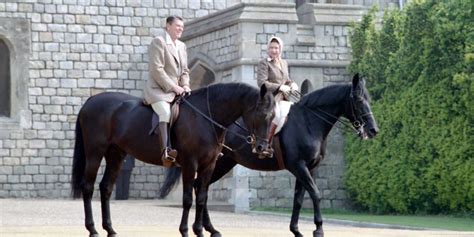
(179, 93, 255, 145)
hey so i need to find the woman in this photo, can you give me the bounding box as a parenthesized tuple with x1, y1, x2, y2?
(257, 36, 299, 158)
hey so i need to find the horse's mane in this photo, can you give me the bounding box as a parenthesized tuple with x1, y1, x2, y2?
(192, 82, 259, 101)
(298, 84, 352, 108)
(299, 80, 370, 108)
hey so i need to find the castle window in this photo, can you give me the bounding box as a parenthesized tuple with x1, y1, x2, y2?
(0, 39, 11, 117)
(0, 18, 30, 132)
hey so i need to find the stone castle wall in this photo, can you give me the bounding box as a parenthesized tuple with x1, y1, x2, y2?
(0, 0, 232, 198)
(178, 2, 382, 210)
(0, 0, 398, 210)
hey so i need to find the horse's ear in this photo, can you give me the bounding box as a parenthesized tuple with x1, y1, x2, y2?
(260, 84, 268, 98)
(352, 73, 360, 89)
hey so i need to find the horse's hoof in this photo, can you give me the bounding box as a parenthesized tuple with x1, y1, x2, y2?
(211, 232, 222, 237)
(313, 230, 324, 237)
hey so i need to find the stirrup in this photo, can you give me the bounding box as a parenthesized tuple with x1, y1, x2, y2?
(165, 148, 178, 162)
(161, 148, 177, 167)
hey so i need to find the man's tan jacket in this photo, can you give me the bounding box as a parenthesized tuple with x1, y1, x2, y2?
(144, 33, 190, 104)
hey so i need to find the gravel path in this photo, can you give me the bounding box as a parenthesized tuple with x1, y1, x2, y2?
(0, 199, 471, 237)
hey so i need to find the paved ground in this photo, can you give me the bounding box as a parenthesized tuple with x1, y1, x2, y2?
(0, 199, 472, 237)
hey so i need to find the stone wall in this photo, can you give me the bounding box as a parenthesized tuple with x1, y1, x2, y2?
(0, 0, 397, 210)
(0, 0, 232, 198)
(178, 2, 373, 210)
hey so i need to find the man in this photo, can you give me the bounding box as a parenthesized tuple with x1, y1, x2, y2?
(143, 16, 191, 164)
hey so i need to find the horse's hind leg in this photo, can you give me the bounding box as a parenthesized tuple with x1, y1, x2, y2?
(289, 180, 306, 237)
(82, 155, 103, 237)
(100, 147, 125, 237)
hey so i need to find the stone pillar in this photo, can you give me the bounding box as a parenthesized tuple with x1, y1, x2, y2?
(232, 166, 251, 212)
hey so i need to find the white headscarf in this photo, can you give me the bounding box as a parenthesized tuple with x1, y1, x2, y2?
(267, 36, 284, 61)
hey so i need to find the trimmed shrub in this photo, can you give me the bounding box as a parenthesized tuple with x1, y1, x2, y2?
(345, 0, 473, 214)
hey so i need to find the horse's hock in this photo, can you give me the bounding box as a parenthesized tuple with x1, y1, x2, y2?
(0, 0, 398, 209)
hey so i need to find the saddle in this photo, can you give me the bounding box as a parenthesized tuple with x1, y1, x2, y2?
(143, 99, 180, 136)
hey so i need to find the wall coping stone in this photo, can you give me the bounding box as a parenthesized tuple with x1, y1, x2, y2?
(297, 3, 368, 26)
(211, 58, 348, 72)
(181, 2, 298, 41)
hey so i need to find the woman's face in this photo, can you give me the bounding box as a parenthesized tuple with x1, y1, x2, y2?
(268, 41, 281, 59)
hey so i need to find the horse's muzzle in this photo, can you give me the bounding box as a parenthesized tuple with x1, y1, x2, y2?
(362, 126, 378, 139)
(252, 141, 268, 154)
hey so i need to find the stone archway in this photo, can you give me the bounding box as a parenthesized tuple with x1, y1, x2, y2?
(189, 62, 216, 89)
(0, 38, 11, 117)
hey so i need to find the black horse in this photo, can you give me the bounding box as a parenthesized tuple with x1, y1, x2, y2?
(71, 83, 275, 237)
(160, 74, 378, 237)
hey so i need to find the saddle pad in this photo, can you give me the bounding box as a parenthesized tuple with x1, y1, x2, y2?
(274, 100, 292, 134)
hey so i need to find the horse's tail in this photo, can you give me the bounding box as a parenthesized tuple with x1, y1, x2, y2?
(159, 166, 182, 198)
(71, 116, 85, 199)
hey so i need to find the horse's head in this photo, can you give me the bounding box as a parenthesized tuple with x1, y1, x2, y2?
(347, 74, 379, 139)
(242, 84, 275, 154)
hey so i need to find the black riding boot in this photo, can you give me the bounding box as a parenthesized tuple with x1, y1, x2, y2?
(158, 122, 178, 166)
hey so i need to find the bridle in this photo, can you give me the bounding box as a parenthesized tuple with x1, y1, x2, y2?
(349, 90, 373, 131)
(302, 87, 371, 136)
(177, 87, 268, 147)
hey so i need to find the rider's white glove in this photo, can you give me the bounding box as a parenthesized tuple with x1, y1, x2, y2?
(290, 82, 299, 91)
(279, 85, 291, 93)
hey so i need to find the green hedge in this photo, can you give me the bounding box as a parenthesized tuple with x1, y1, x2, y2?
(345, 0, 473, 214)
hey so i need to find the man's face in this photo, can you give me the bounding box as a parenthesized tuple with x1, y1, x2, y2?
(166, 19, 184, 41)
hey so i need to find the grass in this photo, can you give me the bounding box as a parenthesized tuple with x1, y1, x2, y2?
(252, 207, 474, 231)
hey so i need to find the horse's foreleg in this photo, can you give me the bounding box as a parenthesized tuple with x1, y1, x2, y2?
(290, 180, 306, 237)
(180, 165, 196, 237)
(202, 155, 236, 237)
(100, 153, 123, 237)
(191, 177, 205, 237)
(289, 163, 323, 237)
(193, 162, 219, 237)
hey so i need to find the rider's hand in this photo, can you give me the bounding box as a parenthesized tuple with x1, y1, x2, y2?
(183, 86, 191, 93)
(279, 85, 291, 93)
(173, 85, 185, 95)
(290, 82, 299, 91)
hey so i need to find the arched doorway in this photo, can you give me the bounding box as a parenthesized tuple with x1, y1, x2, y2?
(0, 38, 10, 117)
(189, 62, 215, 89)
(301, 79, 313, 95)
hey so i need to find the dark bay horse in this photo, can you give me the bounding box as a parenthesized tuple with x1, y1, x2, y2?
(71, 83, 275, 237)
(160, 74, 378, 237)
